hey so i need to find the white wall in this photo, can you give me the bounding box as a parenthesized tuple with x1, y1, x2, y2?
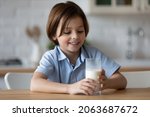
(0, 0, 150, 66)
(87, 14, 150, 60)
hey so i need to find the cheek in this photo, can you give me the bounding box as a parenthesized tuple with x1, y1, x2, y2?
(57, 36, 67, 44)
(80, 35, 86, 41)
(80, 32, 86, 38)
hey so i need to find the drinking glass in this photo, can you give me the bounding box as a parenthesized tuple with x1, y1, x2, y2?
(85, 58, 102, 95)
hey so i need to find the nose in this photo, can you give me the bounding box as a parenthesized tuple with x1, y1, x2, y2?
(71, 31, 79, 39)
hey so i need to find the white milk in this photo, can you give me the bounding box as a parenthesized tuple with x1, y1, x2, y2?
(86, 70, 100, 80)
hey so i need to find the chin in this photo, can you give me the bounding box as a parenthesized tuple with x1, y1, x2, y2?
(70, 46, 81, 52)
(69, 49, 79, 53)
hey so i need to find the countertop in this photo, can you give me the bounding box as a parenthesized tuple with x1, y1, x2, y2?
(1, 67, 150, 78)
(0, 59, 150, 77)
(0, 66, 36, 77)
(116, 59, 150, 67)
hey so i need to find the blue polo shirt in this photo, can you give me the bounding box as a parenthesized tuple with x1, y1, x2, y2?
(35, 45, 120, 84)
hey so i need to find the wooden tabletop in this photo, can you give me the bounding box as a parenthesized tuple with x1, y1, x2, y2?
(0, 88, 150, 100)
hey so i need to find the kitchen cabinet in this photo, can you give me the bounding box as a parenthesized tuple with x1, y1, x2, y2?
(142, 0, 150, 12)
(88, 0, 150, 14)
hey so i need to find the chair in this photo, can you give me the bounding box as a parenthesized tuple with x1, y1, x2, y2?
(121, 71, 150, 88)
(4, 72, 33, 89)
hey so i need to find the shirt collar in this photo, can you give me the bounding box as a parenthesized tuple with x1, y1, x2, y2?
(56, 46, 67, 61)
(56, 45, 89, 62)
(80, 46, 89, 62)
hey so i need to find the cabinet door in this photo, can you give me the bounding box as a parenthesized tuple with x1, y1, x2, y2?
(115, 0, 138, 13)
(142, 0, 150, 12)
(88, 0, 113, 14)
(88, 0, 139, 14)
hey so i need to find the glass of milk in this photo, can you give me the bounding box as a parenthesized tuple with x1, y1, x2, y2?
(85, 58, 102, 95)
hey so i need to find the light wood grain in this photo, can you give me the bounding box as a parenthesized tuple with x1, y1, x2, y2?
(120, 67, 150, 72)
(1, 66, 150, 77)
(0, 67, 35, 77)
(0, 88, 150, 100)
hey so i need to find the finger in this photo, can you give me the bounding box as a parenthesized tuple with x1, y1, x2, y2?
(87, 78, 99, 85)
(83, 80, 97, 90)
(99, 81, 105, 90)
(99, 69, 106, 78)
(77, 90, 89, 95)
(80, 85, 94, 95)
(101, 69, 105, 75)
(84, 78, 95, 83)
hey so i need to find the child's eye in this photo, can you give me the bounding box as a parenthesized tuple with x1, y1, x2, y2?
(78, 30, 84, 33)
(63, 31, 71, 34)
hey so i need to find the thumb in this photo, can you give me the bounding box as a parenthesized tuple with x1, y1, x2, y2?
(101, 69, 105, 75)
(99, 69, 105, 80)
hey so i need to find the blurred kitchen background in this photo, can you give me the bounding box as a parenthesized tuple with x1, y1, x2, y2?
(0, 0, 150, 89)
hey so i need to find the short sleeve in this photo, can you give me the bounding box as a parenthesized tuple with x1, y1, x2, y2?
(35, 51, 55, 77)
(101, 52, 120, 78)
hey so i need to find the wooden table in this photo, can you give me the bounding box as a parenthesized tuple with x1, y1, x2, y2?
(0, 88, 150, 100)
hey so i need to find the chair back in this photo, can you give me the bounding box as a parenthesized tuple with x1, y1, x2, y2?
(4, 72, 33, 89)
(121, 71, 150, 88)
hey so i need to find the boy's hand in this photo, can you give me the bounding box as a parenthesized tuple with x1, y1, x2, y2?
(99, 69, 107, 90)
(67, 78, 97, 95)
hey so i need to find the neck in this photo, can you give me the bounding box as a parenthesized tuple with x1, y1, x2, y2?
(59, 47, 81, 65)
(68, 51, 80, 65)
(63, 50, 80, 65)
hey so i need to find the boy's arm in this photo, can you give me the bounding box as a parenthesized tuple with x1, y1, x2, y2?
(100, 70, 127, 90)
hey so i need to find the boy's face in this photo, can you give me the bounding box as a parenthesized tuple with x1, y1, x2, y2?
(54, 16, 86, 55)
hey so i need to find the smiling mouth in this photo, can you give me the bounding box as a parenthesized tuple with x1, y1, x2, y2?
(69, 42, 80, 45)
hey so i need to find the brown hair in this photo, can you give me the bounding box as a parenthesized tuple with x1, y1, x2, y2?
(46, 1, 89, 45)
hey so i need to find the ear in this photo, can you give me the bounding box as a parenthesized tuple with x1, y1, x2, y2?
(52, 36, 57, 41)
